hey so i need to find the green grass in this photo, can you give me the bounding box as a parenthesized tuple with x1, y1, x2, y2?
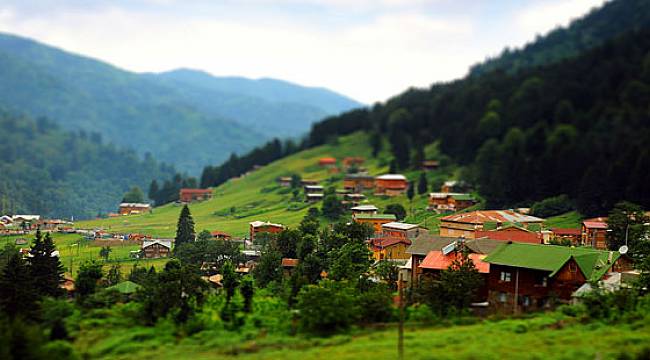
(545, 211, 582, 229)
(74, 312, 650, 359)
(78, 132, 457, 238)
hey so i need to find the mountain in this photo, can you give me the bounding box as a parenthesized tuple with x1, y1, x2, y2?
(0, 111, 176, 219)
(470, 0, 650, 76)
(152, 69, 361, 136)
(0, 33, 361, 174)
(200, 0, 650, 218)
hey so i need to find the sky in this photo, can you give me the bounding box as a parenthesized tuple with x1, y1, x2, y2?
(0, 0, 607, 103)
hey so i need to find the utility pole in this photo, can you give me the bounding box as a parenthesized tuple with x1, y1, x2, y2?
(513, 269, 520, 315)
(398, 272, 404, 360)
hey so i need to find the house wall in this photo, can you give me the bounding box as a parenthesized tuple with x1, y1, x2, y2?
(582, 226, 608, 249)
(355, 218, 393, 233)
(250, 225, 283, 241)
(143, 243, 170, 259)
(375, 179, 408, 195)
(372, 243, 410, 261)
(439, 222, 477, 238)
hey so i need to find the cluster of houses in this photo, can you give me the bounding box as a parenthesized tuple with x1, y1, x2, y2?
(116, 188, 214, 216)
(0, 214, 74, 233)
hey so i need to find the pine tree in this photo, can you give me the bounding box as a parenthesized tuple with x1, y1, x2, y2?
(222, 261, 239, 303)
(0, 252, 39, 319)
(240, 275, 254, 313)
(417, 172, 428, 195)
(174, 205, 195, 252)
(148, 180, 159, 203)
(29, 231, 64, 298)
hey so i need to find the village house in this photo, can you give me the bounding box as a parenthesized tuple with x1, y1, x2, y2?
(375, 174, 408, 196)
(551, 228, 582, 245)
(211, 231, 232, 241)
(439, 210, 544, 239)
(581, 217, 608, 249)
(353, 213, 396, 233)
(142, 239, 172, 259)
(441, 180, 469, 193)
(428, 192, 477, 212)
(306, 193, 324, 202)
(343, 173, 375, 192)
(475, 225, 544, 244)
(483, 242, 633, 313)
(179, 188, 213, 203)
(342, 156, 365, 169)
(281, 258, 299, 276)
(318, 157, 337, 167)
(381, 222, 422, 240)
(421, 160, 440, 171)
(119, 203, 151, 216)
(278, 176, 292, 187)
(249, 221, 284, 242)
(304, 185, 324, 194)
(369, 237, 412, 261)
(350, 204, 378, 216)
(39, 219, 74, 231)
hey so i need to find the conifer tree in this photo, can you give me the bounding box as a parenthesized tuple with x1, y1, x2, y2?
(174, 205, 195, 252)
(417, 172, 428, 195)
(29, 231, 64, 298)
(0, 252, 38, 319)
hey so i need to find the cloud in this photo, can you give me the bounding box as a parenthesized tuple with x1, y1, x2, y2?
(516, 0, 607, 36)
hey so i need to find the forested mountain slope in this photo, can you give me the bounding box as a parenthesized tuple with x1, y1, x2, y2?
(0, 112, 176, 219)
(0, 33, 360, 173)
(470, 0, 650, 76)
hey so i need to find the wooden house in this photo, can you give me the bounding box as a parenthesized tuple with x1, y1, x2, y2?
(249, 221, 284, 242)
(118, 203, 151, 216)
(551, 228, 582, 245)
(353, 213, 396, 233)
(281, 258, 299, 276)
(375, 174, 408, 196)
(304, 185, 324, 194)
(581, 218, 608, 249)
(483, 242, 632, 313)
(369, 237, 412, 261)
(179, 188, 213, 203)
(381, 222, 422, 240)
(343, 174, 375, 192)
(278, 177, 292, 187)
(428, 192, 476, 212)
(306, 193, 324, 202)
(318, 157, 337, 167)
(439, 210, 544, 239)
(350, 205, 378, 216)
(475, 225, 543, 244)
(300, 179, 319, 186)
(142, 239, 172, 258)
(342, 157, 365, 169)
(211, 231, 232, 240)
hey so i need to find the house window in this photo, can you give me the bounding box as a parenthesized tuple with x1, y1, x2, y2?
(500, 271, 512, 282)
(498, 292, 507, 303)
(569, 262, 577, 274)
(521, 296, 531, 307)
(535, 275, 548, 287)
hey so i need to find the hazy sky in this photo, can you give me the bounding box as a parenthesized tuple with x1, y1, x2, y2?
(0, 0, 606, 103)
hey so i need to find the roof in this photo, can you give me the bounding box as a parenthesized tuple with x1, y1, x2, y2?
(350, 205, 378, 211)
(583, 221, 607, 229)
(12, 215, 41, 221)
(483, 242, 620, 281)
(106, 281, 141, 294)
(211, 231, 231, 237)
(376, 174, 407, 181)
(419, 251, 490, 273)
(304, 185, 324, 190)
(282, 258, 299, 267)
(180, 188, 212, 194)
(142, 239, 172, 249)
(475, 227, 542, 244)
(441, 210, 544, 225)
(250, 221, 284, 228)
(319, 157, 336, 163)
(382, 222, 419, 231)
(370, 237, 412, 248)
(464, 238, 505, 255)
(119, 203, 151, 208)
(406, 234, 458, 255)
(553, 228, 582, 236)
(354, 214, 397, 221)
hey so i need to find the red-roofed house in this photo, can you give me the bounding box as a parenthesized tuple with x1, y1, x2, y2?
(375, 174, 408, 196)
(180, 188, 213, 203)
(582, 217, 608, 249)
(211, 231, 232, 240)
(369, 237, 412, 261)
(318, 157, 337, 167)
(249, 221, 284, 242)
(551, 228, 582, 245)
(419, 251, 490, 274)
(439, 210, 544, 239)
(475, 226, 543, 244)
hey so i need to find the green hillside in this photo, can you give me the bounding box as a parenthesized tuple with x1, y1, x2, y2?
(78, 132, 457, 237)
(0, 33, 360, 173)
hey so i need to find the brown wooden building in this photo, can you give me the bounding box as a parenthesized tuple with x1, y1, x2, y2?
(439, 210, 544, 239)
(343, 174, 375, 192)
(375, 174, 408, 196)
(142, 239, 172, 259)
(249, 221, 284, 242)
(581, 218, 608, 249)
(118, 203, 151, 216)
(179, 188, 213, 203)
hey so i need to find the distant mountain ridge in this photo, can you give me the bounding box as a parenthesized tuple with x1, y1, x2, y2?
(0, 32, 361, 173)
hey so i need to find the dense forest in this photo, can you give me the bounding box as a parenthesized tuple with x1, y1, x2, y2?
(200, 0, 650, 217)
(0, 112, 176, 218)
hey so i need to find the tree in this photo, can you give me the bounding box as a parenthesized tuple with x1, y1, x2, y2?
(375, 260, 399, 291)
(417, 172, 428, 195)
(275, 229, 300, 259)
(299, 212, 320, 235)
(196, 229, 212, 242)
(369, 131, 383, 158)
(0, 252, 39, 320)
(439, 250, 483, 310)
(384, 203, 407, 221)
(321, 194, 344, 220)
(240, 275, 254, 313)
(252, 248, 282, 287)
(328, 243, 372, 281)
(221, 261, 239, 303)
(148, 180, 159, 202)
(29, 231, 64, 298)
(174, 205, 195, 251)
(290, 174, 302, 189)
(99, 246, 112, 261)
(75, 262, 103, 302)
(607, 201, 649, 256)
(296, 280, 360, 335)
(407, 184, 414, 210)
(122, 186, 145, 203)
(106, 265, 121, 286)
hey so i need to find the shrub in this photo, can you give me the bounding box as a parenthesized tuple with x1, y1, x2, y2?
(296, 280, 359, 335)
(530, 194, 575, 218)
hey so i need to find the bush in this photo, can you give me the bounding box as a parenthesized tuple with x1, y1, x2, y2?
(530, 194, 575, 218)
(296, 280, 359, 335)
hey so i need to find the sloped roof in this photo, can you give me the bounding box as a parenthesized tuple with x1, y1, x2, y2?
(583, 221, 607, 229)
(370, 237, 412, 248)
(180, 188, 212, 194)
(142, 239, 172, 249)
(475, 227, 542, 244)
(382, 222, 419, 231)
(419, 251, 490, 273)
(484, 242, 620, 281)
(250, 221, 284, 228)
(464, 238, 504, 255)
(376, 174, 407, 181)
(441, 210, 544, 225)
(406, 234, 457, 255)
(553, 228, 581, 236)
(351, 205, 378, 211)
